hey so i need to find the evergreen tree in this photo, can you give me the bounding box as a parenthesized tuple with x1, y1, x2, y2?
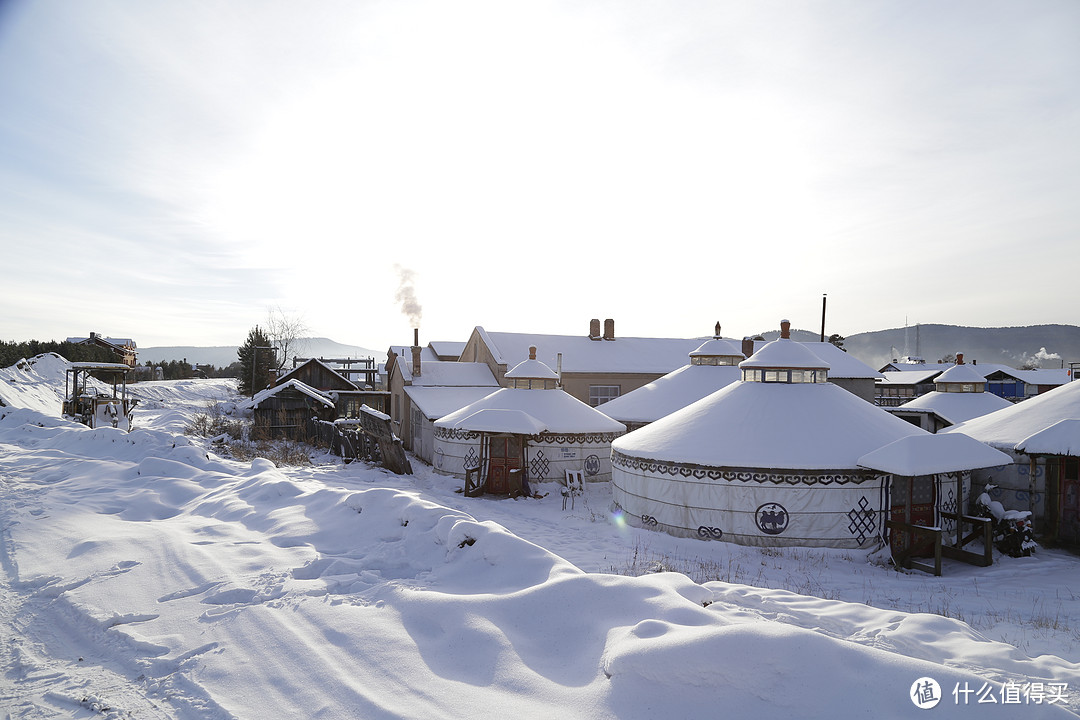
(237, 326, 275, 396)
(827, 333, 846, 352)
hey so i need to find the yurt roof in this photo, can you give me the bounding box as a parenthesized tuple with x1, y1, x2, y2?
(612, 380, 925, 470)
(935, 363, 987, 384)
(1014, 418, 1080, 457)
(945, 379, 1080, 450)
(857, 433, 1011, 476)
(895, 390, 1013, 425)
(505, 356, 559, 381)
(405, 386, 501, 421)
(447, 408, 548, 435)
(436, 387, 625, 435)
(739, 337, 829, 371)
(689, 337, 744, 358)
(597, 363, 741, 424)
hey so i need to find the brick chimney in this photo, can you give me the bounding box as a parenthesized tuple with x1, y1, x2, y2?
(603, 318, 615, 341)
(956, 353, 965, 365)
(780, 319, 791, 339)
(589, 318, 601, 340)
(742, 337, 756, 358)
(411, 329, 421, 377)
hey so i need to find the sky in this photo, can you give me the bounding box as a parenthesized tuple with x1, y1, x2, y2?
(1, 0, 1078, 351)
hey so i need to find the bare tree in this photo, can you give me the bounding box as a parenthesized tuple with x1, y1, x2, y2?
(265, 307, 309, 371)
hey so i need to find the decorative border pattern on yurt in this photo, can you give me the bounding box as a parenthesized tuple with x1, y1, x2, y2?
(611, 450, 871, 487)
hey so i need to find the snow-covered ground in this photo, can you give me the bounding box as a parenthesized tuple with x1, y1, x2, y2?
(1, 354, 1078, 718)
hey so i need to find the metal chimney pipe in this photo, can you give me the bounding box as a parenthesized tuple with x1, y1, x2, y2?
(820, 294, 827, 342)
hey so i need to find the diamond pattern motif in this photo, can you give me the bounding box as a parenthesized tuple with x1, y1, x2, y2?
(847, 496, 876, 544)
(530, 449, 549, 478)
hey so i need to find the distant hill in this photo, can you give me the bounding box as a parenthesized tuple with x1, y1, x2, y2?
(766, 324, 1080, 372)
(139, 338, 383, 368)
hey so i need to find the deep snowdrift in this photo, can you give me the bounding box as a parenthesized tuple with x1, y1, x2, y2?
(1, 356, 1077, 718)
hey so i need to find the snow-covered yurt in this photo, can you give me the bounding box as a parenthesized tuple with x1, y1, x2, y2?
(891, 354, 1012, 432)
(611, 321, 1009, 551)
(946, 378, 1080, 541)
(433, 347, 626, 492)
(598, 326, 744, 431)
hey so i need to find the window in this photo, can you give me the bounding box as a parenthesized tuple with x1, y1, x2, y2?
(590, 385, 621, 406)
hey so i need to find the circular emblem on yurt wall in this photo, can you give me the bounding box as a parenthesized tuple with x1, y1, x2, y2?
(583, 454, 601, 476)
(756, 503, 789, 535)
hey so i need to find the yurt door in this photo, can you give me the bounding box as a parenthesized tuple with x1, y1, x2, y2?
(890, 475, 937, 558)
(487, 435, 522, 495)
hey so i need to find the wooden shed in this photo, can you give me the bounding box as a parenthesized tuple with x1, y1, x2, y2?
(246, 379, 336, 441)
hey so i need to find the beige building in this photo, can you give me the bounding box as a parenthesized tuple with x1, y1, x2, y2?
(458, 319, 707, 407)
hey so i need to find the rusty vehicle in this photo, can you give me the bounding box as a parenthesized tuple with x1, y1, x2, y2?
(62, 362, 138, 430)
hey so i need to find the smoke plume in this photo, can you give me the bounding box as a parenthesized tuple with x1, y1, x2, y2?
(394, 264, 423, 328)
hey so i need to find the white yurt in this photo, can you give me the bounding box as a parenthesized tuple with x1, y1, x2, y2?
(433, 347, 626, 493)
(893, 354, 1012, 431)
(611, 321, 1007, 550)
(598, 326, 744, 431)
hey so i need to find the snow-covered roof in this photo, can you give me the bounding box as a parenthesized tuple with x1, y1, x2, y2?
(994, 368, 1071, 386)
(613, 380, 925, 470)
(945, 379, 1080, 450)
(405, 386, 501, 421)
(798, 342, 879, 379)
(935, 363, 987, 384)
(477, 328, 705, 375)
(597, 363, 742, 425)
(739, 337, 829, 371)
(895, 390, 1013, 426)
(398, 359, 499, 388)
(1015, 419, 1080, 457)
(505, 357, 559, 381)
(67, 336, 137, 348)
(243, 379, 335, 411)
(447, 408, 549, 435)
(880, 361, 956, 373)
(857, 433, 1011, 476)
(436, 387, 625, 435)
(429, 341, 467, 360)
(875, 369, 941, 386)
(689, 338, 744, 359)
(744, 340, 877, 379)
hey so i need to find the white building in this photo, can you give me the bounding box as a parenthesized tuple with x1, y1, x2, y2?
(433, 348, 625, 492)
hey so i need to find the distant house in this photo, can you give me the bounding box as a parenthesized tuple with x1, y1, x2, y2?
(67, 332, 137, 367)
(276, 358, 390, 418)
(458, 319, 709, 407)
(983, 368, 1069, 400)
(890, 355, 1012, 432)
(875, 369, 942, 407)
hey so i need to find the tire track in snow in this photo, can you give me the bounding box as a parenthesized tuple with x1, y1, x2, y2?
(0, 460, 231, 719)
